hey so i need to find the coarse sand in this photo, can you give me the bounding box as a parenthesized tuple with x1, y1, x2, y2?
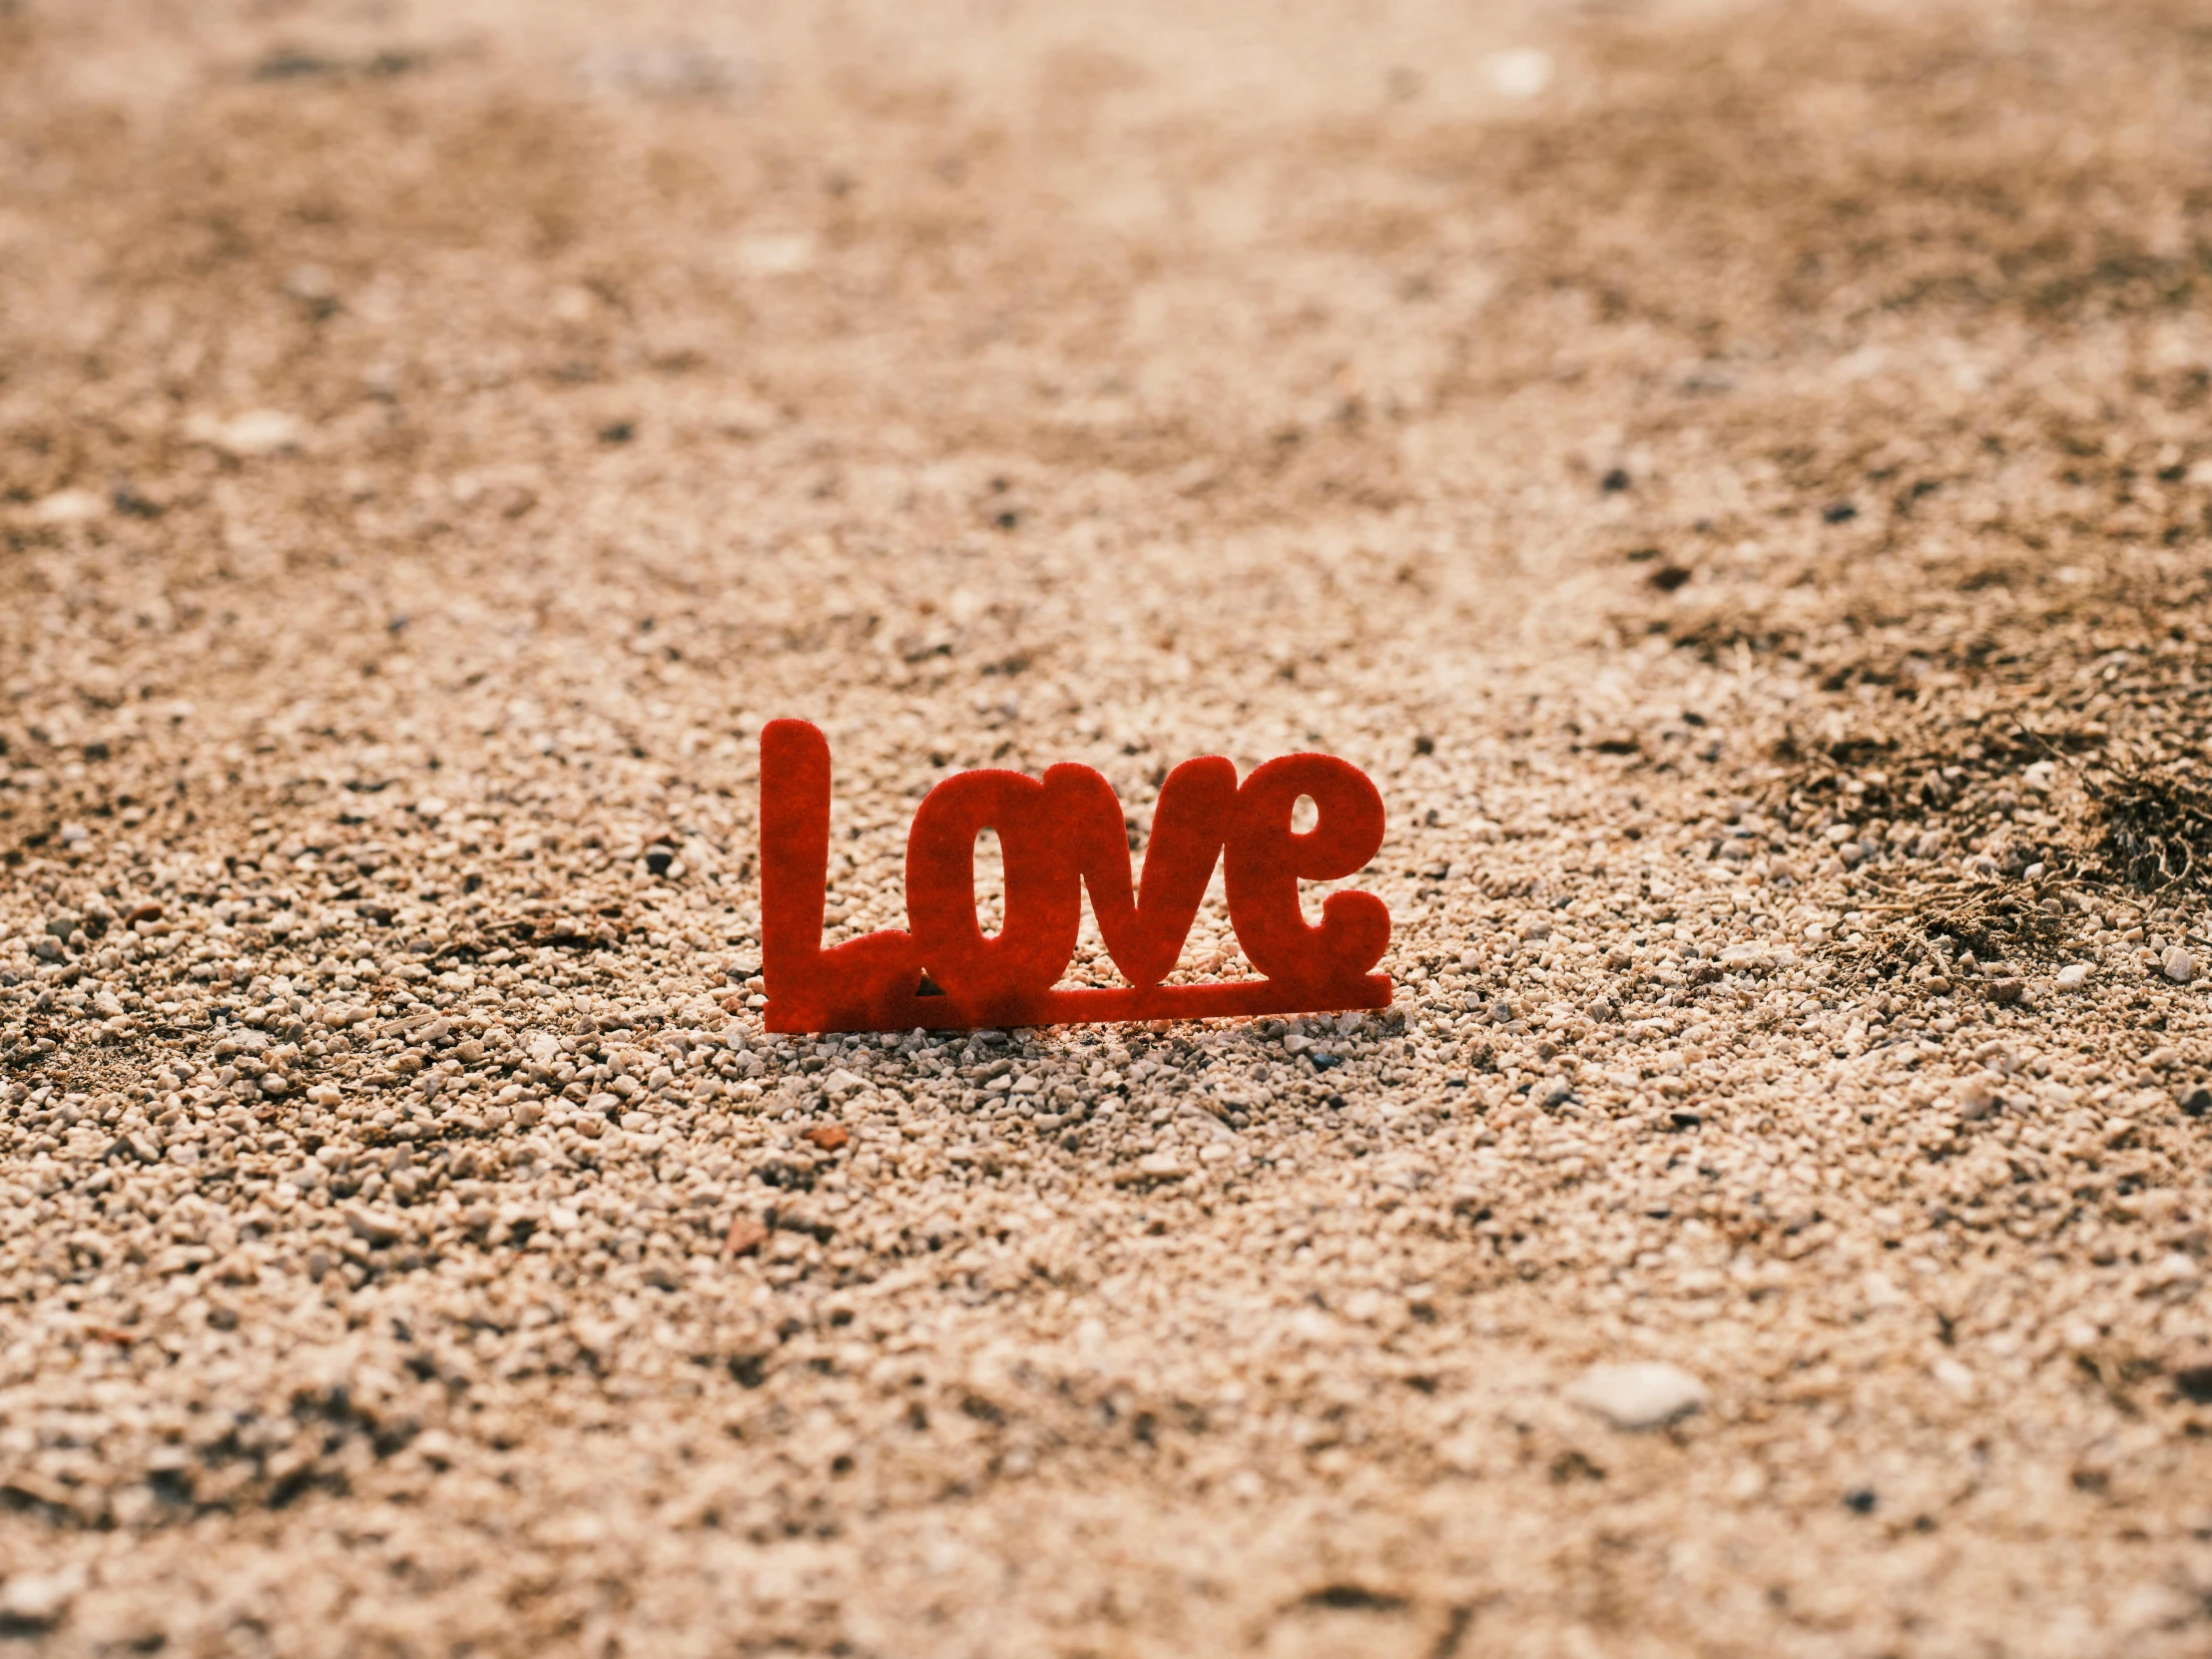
(5, 0, 2212, 1653)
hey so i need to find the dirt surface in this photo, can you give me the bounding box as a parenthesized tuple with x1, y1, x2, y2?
(7, 0, 2212, 1653)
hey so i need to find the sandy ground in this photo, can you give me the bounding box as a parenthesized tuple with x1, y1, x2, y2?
(5, 0, 2212, 1653)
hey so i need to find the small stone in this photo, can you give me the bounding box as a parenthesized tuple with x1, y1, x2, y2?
(1932, 1356, 1977, 1397)
(723, 1215, 769, 1258)
(1483, 47, 1553, 99)
(2181, 1087, 2212, 1119)
(1986, 977, 2024, 1005)
(27, 488, 105, 525)
(191, 408, 304, 457)
(1843, 1487, 1878, 1514)
(2172, 1352, 2212, 1403)
(0, 1571, 75, 1628)
(580, 39, 759, 100)
(1955, 1077, 2002, 1121)
(2055, 962, 2090, 988)
(2163, 947, 2196, 984)
(341, 1205, 403, 1247)
(803, 1124, 849, 1152)
(822, 1067, 868, 1099)
(283, 263, 338, 303)
(1566, 1361, 1706, 1429)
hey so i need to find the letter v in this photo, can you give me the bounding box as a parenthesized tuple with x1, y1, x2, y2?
(1042, 756, 1238, 990)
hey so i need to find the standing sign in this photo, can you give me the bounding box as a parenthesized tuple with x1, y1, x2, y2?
(750, 720, 1392, 1033)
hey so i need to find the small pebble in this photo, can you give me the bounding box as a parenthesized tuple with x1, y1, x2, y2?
(2163, 947, 2196, 984)
(0, 1573, 74, 1628)
(1564, 1362, 1707, 1430)
(26, 488, 105, 525)
(2172, 1353, 2212, 1403)
(341, 1206, 403, 1248)
(190, 407, 303, 457)
(1483, 47, 1553, 99)
(1955, 1077, 2002, 1121)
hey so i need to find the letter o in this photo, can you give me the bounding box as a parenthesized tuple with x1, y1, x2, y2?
(906, 771, 1081, 1001)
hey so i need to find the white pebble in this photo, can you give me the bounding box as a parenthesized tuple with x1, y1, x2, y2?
(2055, 963, 2090, 988)
(0, 1572, 74, 1626)
(1565, 1361, 1707, 1430)
(1484, 48, 1553, 99)
(27, 488, 104, 525)
(190, 408, 303, 457)
(2163, 947, 2196, 984)
(736, 232, 818, 276)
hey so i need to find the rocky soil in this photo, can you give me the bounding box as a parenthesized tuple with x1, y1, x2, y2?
(4, 0, 2212, 1653)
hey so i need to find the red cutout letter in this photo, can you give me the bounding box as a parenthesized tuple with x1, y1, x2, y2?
(1056, 756, 1238, 989)
(906, 769, 1081, 1019)
(760, 720, 921, 1033)
(1225, 753, 1390, 993)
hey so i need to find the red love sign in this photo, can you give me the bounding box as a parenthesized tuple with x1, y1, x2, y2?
(753, 720, 1392, 1033)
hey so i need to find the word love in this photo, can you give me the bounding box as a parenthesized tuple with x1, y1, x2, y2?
(755, 719, 1392, 1033)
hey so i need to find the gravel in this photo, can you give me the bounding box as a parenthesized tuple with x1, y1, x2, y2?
(3, 1, 2212, 1655)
